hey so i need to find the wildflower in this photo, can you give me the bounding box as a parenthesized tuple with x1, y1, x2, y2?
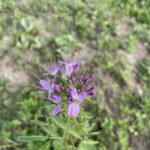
(39, 77, 60, 98)
(67, 104, 80, 117)
(67, 87, 87, 117)
(81, 74, 93, 84)
(46, 64, 60, 76)
(38, 57, 94, 118)
(49, 95, 61, 103)
(83, 86, 95, 96)
(60, 60, 79, 76)
(51, 104, 61, 116)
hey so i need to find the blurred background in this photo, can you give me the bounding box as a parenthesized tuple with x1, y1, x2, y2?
(0, 0, 150, 149)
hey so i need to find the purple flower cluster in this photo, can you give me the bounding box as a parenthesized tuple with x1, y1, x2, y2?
(39, 59, 94, 117)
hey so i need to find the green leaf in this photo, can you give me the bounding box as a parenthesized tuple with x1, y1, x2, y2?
(78, 140, 98, 150)
(17, 135, 48, 142)
(11, 119, 22, 126)
(82, 140, 99, 145)
(68, 128, 82, 139)
(52, 117, 66, 129)
(40, 141, 51, 150)
(53, 140, 66, 150)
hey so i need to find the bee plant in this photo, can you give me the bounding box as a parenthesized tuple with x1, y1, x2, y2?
(39, 59, 94, 117)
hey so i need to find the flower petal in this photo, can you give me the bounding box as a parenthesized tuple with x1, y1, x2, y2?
(65, 63, 71, 75)
(49, 95, 61, 103)
(39, 80, 50, 90)
(54, 84, 61, 92)
(67, 103, 80, 117)
(70, 87, 78, 100)
(51, 105, 61, 116)
(74, 64, 79, 71)
(88, 92, 94, 96)
(47, 65, 60, 76)
(51, 77, 56, 90)
(86, 74, 93, 83)
(78, 92, 87, 103)
(60, 60, 79, 75)
(67, 61, 79, 75)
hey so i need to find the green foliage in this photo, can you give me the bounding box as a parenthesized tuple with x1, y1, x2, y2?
(0, 0, 150, 149)
(17, 135, 48, 142)
(136, 57, 150, 89)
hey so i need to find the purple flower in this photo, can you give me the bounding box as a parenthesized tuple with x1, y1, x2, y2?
(51, 105, 61, 116)
(46, 64, 60, 76)
(67, 87, 87, 117)
(86, 74, 93, 83)
(88, 92, 94, 96)
(49, 95, 61, 103)
(54, 84, 61, 92)
(83, 86, 95, 96)
(80, 74, 93, 84)
(70, 87, 87, 103)
(39, 77, 60, 98)
(60, 60, 79, 75)
(50, 96, 62, 116)
(67, 103, 80, 117)
(37, 57, 94, 118)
